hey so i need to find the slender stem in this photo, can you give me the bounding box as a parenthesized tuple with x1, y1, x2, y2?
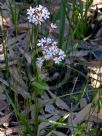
(31, 24, 39, 135)
(34, 26, 39, 135)
(34, 89, 39, 136)
(34, 25, 39, 54)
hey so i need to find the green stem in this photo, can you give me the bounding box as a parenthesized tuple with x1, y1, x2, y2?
(34, 89, 39, 136)
(34, 25, 39, 54)
(31, 24, 39, 135)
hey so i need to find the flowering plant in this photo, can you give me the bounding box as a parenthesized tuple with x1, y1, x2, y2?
(27, 5, 66, 135)
(27, 5, 66, 70)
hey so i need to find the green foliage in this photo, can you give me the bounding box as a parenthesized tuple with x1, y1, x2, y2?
(69, 0, 93, 39)
(8, 0, 19, 25)
(31, 76, 49, 93)
(58, 0, 66, 48)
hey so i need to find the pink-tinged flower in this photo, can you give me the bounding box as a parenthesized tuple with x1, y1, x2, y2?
(27, 5, 50, 25)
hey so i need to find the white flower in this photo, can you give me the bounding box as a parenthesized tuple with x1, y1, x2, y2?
(46, 37, 52, 44)
(37, 38, 46, 47)
(53, 41, 57, 46)
(27, 5, 50, 25)
(27, 16, 33, 23)
(44, 54, 51, 60)
(37, 42, 43, 47)
(48, 45, 58, 55)
(36, 37, 66, 66)
(37, 37, 56, 47)
(59, 50, 64, 55)
(51, 23, 57, 29)
(37, 37, 52, 47)
(53, 57, 62, 64)
(42, 7, 50, 20)
(36, 57, 44, 68)
(27, 6, 34, 16)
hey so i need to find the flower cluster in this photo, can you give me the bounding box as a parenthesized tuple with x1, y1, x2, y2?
(36, 37, 66, 68)
(27, 5, 50, 25)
